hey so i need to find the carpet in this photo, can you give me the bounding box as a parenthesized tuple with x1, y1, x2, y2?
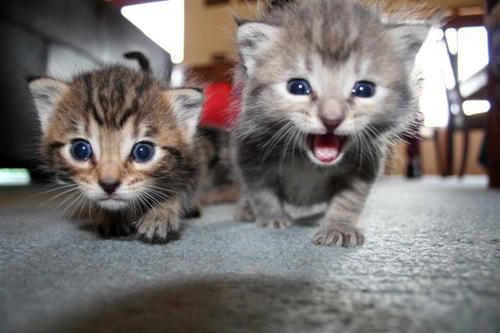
(1, 177, 499, 332)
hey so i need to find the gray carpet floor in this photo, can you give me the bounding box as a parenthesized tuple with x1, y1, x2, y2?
(1, 177, 499, 333)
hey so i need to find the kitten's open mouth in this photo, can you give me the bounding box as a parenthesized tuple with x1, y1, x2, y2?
(306, 133, 347, 164)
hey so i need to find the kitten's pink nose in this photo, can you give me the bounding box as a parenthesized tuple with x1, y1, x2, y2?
(320, 116, 343, 132)
(98, 162, 121, 194)
(320, 99, 344, 132)
(99, 180, 121, 195)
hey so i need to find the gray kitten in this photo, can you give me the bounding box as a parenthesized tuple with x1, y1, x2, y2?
(232, 0, 429, 247)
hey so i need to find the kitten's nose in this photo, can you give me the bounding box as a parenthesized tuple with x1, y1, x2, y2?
(99, 180, 121, 195)
(320, 116, 343, 132)
(320, 98, 344, 132)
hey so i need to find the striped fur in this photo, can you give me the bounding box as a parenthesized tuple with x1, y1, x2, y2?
(233, 0, 429, 246)
(30, 66, 203, 243)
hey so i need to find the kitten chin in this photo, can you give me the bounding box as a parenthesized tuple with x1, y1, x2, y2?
(97, 198, 129, 211)
(29, 65, 204, 243)
(233, 0, 430, 246)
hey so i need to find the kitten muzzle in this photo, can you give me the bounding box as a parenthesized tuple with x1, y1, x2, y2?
(307, 133, 344, 163)
(97, 197, 128, 210)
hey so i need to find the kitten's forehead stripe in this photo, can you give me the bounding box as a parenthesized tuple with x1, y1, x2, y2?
(114, 79, 126, 107)
(162, 146, 182, 161)
(145, 125, 159, 137)
(133, 120, 141, 139)
(84, 118, 91, 137)
(98, 91, 109, 119)
(83, 74, 104, 126)
(135, 77, 151, 97)
(118, 107, 136, 128)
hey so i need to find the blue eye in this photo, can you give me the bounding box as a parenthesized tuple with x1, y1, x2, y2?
(132, 142, 155, 162)
(287, 78, 312, 95)
(70, 140, 92, 161)
(352, 81, 376, 98)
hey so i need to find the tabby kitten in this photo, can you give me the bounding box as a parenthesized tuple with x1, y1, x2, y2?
(233, 0, 429, 246)
(29, 66, 203, 242)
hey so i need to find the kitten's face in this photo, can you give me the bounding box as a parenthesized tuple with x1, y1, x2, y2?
(237, 0, 428, 166)
(30, 67, 202, 210)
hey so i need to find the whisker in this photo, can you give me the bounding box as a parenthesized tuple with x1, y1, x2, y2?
(137, 192, 154, 214)
(69, 193, 86, 219)
(41, 187, 80, 210)
(145, 184, 177, 194)
(144, 187, 171, 201)
(25, 183, 76, 201)
(355, 132, 363, 172)
(279, 125, 299, 172)
(142, 190, 165, 210)
(60, 193, 83, 217)
(259, 122, 295, 164)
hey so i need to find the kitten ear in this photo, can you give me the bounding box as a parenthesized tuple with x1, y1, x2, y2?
(386, 23, 430, 72)
(165, 88, 203, 138)
(28, 78, 69, 133)
(236, 21, 281, 75)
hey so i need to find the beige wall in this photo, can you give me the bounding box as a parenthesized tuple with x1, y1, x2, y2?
(184, 0, 258, 65)
(183, 0, 483, 66)
(387, 0, 482, 7)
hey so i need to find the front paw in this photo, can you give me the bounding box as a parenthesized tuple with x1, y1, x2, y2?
(182, 205, 201, 219)
(255, 216, 291, 229)
(134, 211, 180, 243)
(234, 200, 255, 222)
(313, 224, 364, 247)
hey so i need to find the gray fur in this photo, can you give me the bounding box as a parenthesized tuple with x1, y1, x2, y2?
(232, 0, 429, 247)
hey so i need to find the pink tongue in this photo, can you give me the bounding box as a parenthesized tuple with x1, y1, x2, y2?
(312, 134, 340, 163)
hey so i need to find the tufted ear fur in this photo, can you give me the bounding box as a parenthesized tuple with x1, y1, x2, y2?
(165, 88, 203, 139)
(236, 21, 281, 75)
(28, 78, 69, 133)
(386, 23, 430, 72)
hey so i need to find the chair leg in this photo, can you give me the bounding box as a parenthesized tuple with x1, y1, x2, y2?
(406, 134, 422, 178)
(434, 130, 444, 176)
(459, 126, 470, 178)
(445, 122, 454, 176)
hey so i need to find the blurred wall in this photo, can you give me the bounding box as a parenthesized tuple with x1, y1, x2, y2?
(184, 0, 257, 66)
(0, 0, 171, 174)
(183, 0, 483, 66)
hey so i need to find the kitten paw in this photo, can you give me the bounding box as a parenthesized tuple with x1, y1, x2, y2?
(255, 217, 291, 229)
(234, 202, 255, 222)
(134, 213, 180, 243)
(183, 206, 201, 219)
(313, 224, 364, 247)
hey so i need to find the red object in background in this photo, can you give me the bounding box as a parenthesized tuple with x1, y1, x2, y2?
(200, 82, 239, 129)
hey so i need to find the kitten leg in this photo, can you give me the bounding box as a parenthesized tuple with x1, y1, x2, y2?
(181, 193, 202, 219)
(201, 184, 241, 205)
(234, 192, 255, 222)
(313, 182, 371, 247)
(183, 205, 201, 219)
(95, 210, 134, 238)
(248, 188, 291, 229)
(134, 198, 182, 242)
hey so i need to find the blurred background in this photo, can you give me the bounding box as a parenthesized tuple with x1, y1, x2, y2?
(0, 0, 498, 188)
